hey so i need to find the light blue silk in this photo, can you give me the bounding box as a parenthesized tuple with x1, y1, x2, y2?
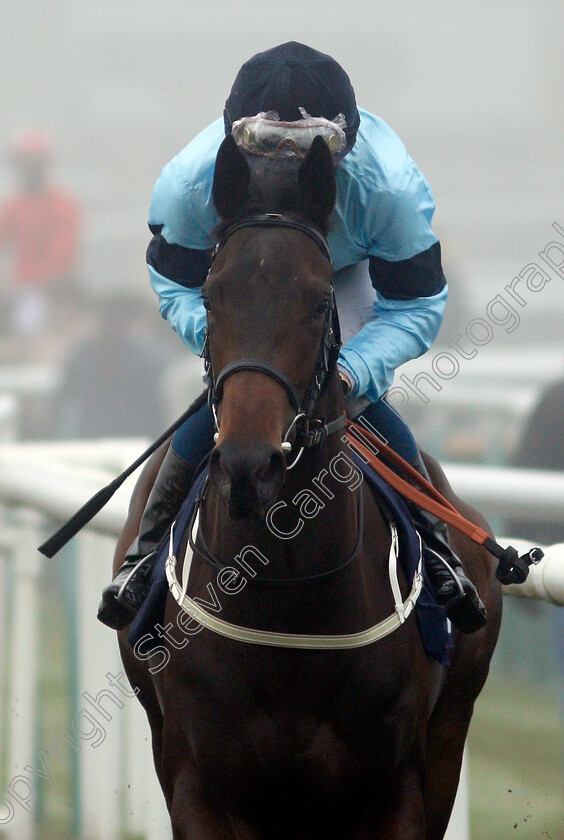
(338, 285, 447, 400)
(148, 107, 446, 400)
(149, 266, 207, 355)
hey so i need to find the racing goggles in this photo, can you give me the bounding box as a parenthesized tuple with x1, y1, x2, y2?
(231, 109, 348, 159)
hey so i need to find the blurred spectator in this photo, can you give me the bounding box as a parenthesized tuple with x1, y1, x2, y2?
(56, 293, 177, 440)
(0, 128, 80, 339)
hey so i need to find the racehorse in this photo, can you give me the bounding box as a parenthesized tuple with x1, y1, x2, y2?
(115, 135, 502, 839)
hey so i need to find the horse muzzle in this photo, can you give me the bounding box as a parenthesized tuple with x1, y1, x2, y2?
(209, 441, 287, 520)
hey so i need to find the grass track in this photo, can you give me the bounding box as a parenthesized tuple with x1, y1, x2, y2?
(468, 676, 564, 840)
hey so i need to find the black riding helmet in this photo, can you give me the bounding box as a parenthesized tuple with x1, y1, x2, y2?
(224, 42, 360, 156)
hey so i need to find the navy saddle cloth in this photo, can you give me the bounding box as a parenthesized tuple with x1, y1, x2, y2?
(129, 456, 453, 664)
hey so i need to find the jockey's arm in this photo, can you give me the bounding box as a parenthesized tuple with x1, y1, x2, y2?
(338, 245, 447, 402)
(148, 264, 207, 354)
(338, 150, 447, 403)
(146, 137, 219, 353)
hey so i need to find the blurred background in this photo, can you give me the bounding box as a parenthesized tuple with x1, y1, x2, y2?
(0, 1, 562, 838)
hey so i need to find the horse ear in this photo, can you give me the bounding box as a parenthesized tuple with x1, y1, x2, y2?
(213, 135, 251, 220)
(298, 136, 337, 226)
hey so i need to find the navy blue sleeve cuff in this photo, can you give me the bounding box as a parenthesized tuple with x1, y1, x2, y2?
(369, 240, 446, 300)
(147, 224, 212, 289)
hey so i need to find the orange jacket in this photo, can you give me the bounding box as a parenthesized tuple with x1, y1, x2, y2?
(0, 186, 80, 287)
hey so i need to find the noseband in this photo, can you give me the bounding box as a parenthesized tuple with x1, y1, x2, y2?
(202, 213, 345, 460)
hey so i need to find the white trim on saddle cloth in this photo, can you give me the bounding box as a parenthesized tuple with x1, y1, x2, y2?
(164, 512, 424, 650)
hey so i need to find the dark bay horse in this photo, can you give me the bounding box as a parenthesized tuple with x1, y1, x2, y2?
(116, 136, 502, 839)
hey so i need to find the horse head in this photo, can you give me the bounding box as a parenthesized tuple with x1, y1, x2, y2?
(204, 135, 341, 520)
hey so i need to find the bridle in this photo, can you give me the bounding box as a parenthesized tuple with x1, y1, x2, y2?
(188, 211, 363, 585)
(202, 213, 347, 465)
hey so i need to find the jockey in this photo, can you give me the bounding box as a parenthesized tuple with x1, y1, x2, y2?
(98, 42, 486, 634)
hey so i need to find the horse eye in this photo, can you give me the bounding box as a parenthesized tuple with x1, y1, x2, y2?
(202, 297, 212, 312)
(314, 300, 330, 317)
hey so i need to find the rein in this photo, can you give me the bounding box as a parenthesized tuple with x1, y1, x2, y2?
(345, 419, 545, 585)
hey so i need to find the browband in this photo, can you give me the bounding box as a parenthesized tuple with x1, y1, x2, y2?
(213, 213, 332, 264)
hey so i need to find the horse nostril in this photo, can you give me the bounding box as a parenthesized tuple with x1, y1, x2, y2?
(255, 450, 286, 499)
(208, 443, 286, 519)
